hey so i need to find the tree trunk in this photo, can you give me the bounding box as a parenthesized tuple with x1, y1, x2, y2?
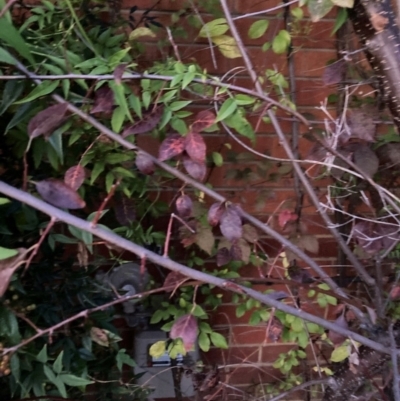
(348, 0, 400, 130)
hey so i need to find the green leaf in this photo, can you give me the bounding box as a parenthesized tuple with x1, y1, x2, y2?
(308, 0, 334, 22)
(198, 18, 229, 38)
(116, 349, 136, 372)
(331, 0, 353, 7)
(182, 71, 195, 89)
(14, 80, 59, 104)
(224, 111, 255, 139)
(108, 47, 131, 67)
(43, 364, 57, 384)
(212, 152, 223, 166)
(10, 353, 20, 382)
(0, 18, 35, 64)
(151, 309, 166, 324)
(111, 106, 125, 133)
(212, 35, 241, 58)
(272, 30, 291, 54)
(129, 27, 156, 41)
(297, 331, 309, 348)
(248, 20, 269, 39)
(36, 344, 48, 363)
(0, 46, 16, 65)
(53, 376, 67, 398)
(59, 374, 94, 387)
(291, 7, 304, 19)
(169, 100, 192, 111)
(0, 80, 24, 116)
(191, 304, 207, 318)
(198, 332, 210, 352)
(128, 94, 142, 118)
(332, 8, 348, 34)
(0, 246, 18, 260)
(90, 162, 105, 184)
(234, 94, 256, 106)
(149, 340, 166, 358)
(210, 332, 228, 349)
(331, 345, 350, 362)
(215, 98, 237, 122)
(291, 317, 304, 332)
(53, 351, 64, 374)
(110, 81, 133, 123)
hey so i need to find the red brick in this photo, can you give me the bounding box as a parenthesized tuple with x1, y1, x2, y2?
(260, 343, 297, 362)
(203, 345, 260, 364)
(224, 365, 280, 386)
(294, 49, 337, 78)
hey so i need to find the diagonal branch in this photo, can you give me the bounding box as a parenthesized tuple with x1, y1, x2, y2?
(0, 180, 392, 355)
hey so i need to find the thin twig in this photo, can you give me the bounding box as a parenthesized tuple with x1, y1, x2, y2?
(166, 27, 182, 62)
(24, 217, 57, 272)
(232, 0, 299, 20)
(91, 178, 121, 227)
(0, 0, 18, 18)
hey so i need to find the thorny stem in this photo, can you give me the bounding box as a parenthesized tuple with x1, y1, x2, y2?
(220, 0, 375, 290)
(0, 180, 392, 355)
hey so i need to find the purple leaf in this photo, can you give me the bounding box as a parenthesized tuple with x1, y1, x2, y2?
(35, 179, 85, 209)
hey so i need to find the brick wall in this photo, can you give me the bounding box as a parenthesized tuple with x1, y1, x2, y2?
(117, 0, 341, 398)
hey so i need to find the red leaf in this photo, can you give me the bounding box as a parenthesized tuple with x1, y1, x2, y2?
(35, 179, 85, 209)
(91, 86, 114, 114)
(208, 202, 224, 226)
(123, 106, 164, 137)
(113, 63, 127, 85)
(170, 314, 198, 351)
(185, 132, 206, 163)
(230, 241, 242, 261)
(190, 110, 216, 133)
(390, 286, 400, 301)
(114, 196, 136, 226)
(28, 103, 69, 138)
(216, 247, 231, 266)
(328, 312, 348, 346)
(135, 151, 155, 174)
(183, 155, 206, 181)
(176, 194, 193, 218)
(278, 209, 298, 228)
(220, 206, 242, 241)
(158, 134, 185, 161)
(64, 165, 86, 191)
